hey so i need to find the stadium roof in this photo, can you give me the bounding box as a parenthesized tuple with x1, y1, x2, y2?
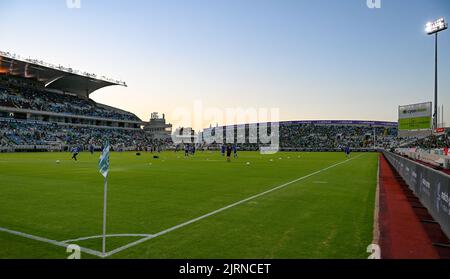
(0, 51, 126, 98)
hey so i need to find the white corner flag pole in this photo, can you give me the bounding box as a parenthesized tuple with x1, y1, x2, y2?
(102, 174, 108, 256)
(99, 141, 110, 257)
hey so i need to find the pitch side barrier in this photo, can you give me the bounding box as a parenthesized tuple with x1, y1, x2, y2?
(280, 148, 376, 152)
(383, 151, 450, 238)
(199, 147, 378, 152)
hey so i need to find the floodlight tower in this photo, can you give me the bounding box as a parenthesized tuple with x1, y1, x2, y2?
(425, 18, 448, 130)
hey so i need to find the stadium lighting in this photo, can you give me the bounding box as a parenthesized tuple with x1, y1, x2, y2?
(426, 18, 448, 35)
(425, 18, 448, 129)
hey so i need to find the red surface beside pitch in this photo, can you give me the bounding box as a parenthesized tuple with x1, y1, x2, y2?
(378, 154, 450, 259)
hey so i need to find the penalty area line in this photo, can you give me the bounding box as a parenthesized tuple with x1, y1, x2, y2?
(105, 154, 365, 258)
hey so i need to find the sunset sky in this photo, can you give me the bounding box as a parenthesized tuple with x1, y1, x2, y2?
(1, 0, 449, 130)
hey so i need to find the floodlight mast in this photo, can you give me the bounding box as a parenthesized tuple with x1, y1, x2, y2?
(426, 18, 448, 130)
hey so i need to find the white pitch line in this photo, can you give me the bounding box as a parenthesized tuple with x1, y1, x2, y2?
(0, 227, 104, 258)
(105, 154, 365, 257)
(62, 234, 153, 244)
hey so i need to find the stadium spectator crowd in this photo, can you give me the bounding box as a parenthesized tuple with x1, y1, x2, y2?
(0, 120, 171, 151)
(0, 84, 140, 122)
(199, 123, 399, 152)
(1, 118, 448, 154)
(278, 123, 397, 150)
(1, 77, 448, 155)
(404, 133, 449, 150)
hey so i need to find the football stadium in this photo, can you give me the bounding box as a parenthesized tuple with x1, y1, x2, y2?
(0, 50, 449, 260)
(0, 1, 449, 271)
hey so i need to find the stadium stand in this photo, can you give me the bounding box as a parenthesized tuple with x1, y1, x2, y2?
(0, 119, 172, 152)
(201, 121, 399, 151)
(0, 80, 139, 121)
(403, 133, 449, 149)
(279, 122, 397, 149)
(2, 52, 447, 156)
(394, 130, 450, 170)
(0, 51, 176, 152)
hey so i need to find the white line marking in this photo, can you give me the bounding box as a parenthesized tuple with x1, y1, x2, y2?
(105, 154, 365, 257)
(62, 234, 153, 244)
(0, 227, 104, 258)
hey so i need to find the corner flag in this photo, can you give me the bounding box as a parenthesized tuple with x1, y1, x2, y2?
(99, 142, 110, 178)
(99, 140, 110, 256)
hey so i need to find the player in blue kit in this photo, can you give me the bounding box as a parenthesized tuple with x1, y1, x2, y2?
(71, 146, 80, 161)
(221, 144, 226, 156)
(184, 144, 190, 157)
(233, 144, 238, 159)
(345, 145, 351, 159)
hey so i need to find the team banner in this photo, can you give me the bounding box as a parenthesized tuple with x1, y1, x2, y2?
(383, 151, 450, 238)
(398, 102, 432, 131)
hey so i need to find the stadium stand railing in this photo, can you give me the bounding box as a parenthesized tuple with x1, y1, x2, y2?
(396, 148, 450, 170)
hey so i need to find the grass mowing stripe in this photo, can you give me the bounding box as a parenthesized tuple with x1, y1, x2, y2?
(105, 154, 365, 257)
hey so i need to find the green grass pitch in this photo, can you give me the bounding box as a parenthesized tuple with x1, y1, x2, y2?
(0, 151, 378, 259)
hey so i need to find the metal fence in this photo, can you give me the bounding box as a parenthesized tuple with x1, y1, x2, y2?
(383, 151, 450, 238)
